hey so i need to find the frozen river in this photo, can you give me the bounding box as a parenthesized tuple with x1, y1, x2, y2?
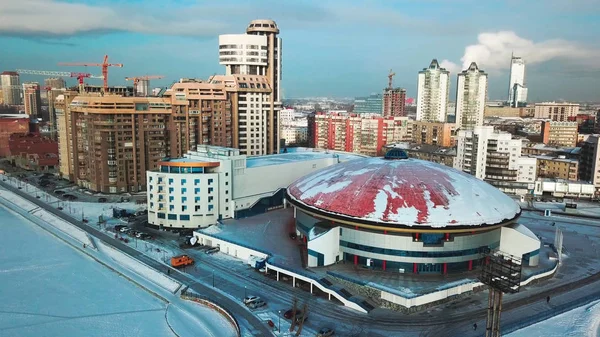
(0, 205, 233, 337)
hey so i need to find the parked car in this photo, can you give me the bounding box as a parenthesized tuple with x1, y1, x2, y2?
(114, 225, 127, 232)
(119, 226, 131, 233)
(243, 295, 260, 305)
(205, 247, 220, 254)
(248, 300, 266, 309)
(317, 327, 335, 337)
(284, 309, 302, 319)
(139, 233, 153, 240)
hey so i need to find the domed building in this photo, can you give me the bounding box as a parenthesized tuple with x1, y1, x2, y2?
(286, 149, 540, 274)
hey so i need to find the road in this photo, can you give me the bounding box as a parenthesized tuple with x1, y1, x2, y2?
(4, 178, 600, 336)
(0, 180, 274, 337)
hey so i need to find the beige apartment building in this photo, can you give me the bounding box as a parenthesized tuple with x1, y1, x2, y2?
(541, 121, 578, 147)
(410, 121, 455, 147)
(484, 106, 521, 118)
(534, 102, 579, 121)
(535, 155, 578, 180)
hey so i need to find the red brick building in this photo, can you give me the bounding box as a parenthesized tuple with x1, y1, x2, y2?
(383, 88, 406, 117)
(8, 131, 59, 171)
(0, 116, 30, 157)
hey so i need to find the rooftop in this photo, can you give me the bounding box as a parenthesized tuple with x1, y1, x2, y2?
(287, 157, 521, 229)
(246, 149, 363, 169)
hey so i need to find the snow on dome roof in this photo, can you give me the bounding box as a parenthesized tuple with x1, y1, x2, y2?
(287, 157, 520, 229)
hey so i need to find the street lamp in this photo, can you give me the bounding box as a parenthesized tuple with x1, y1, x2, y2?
(212, 269, 215, 288)
(244, 286, 247, 299)
(278, 310, 281, 332)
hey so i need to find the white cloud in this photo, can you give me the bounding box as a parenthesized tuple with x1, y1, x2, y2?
(441, 31, 600, 74)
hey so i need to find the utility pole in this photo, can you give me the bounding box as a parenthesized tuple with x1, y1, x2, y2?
(295, 302, 308, 336)
(289, 296, 298, 332)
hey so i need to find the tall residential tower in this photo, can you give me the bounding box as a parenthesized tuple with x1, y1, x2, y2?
(507, 55, 527, 107)
(218, 19, 282, 155)
(416, 59, 450, 122)
(1, 71, 22, 105)
(455, 62, 488, 130)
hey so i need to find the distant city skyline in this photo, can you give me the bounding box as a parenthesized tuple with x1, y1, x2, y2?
(1, 0, 599, 101)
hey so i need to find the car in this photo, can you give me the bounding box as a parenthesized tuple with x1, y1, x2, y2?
(247, 300, 266, 309)
(114, 225, 127, 232)
(98, 197, 108, 203)
(139, 233, 153, 240)
(205, 247, 220, 254)
(283, 309, 302, 319)
(317, 327, 335, 337)
(119, 226, 131, 233)
(243, 295, 260, 305)
(54, 190, 65, 195)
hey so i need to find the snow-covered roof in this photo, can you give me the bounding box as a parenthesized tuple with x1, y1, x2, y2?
(287, 157, 521, 228)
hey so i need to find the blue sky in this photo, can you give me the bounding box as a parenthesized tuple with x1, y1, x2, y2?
(1, 0, 599, 101)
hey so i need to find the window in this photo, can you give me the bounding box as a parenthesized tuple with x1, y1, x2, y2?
(169, 205, 174, 211)
(181, 179, 187, 184)
(182, 196, 187, 202)
(195, 196, 200, 202)
(168, 214, 177, 220)
(158, 213, 166, 219)
(194, 179, 200, 185)
(158, 177, 163, 183)
(208, 187, 214, 193)
(150, 202, 154, 208)
(195, 205, 201, 211)
(169, 196, 174, 202)
(208, 205, 214, 211)
(180, 215, 190, 221)
(169, 187, 174, 193)
(195, 188, 200, 194)
(182, 188, 187, 193)
(168, 178, 173, 184)
(208, 196, 213, 202)
(208, 178, 214, 185)
(182, 205, 187, 211)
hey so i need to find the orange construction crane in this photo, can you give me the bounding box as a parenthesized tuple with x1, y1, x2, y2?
(388, 69, 396, 89)
(125, 75, 165, 96)
(58, 55, 123, 92)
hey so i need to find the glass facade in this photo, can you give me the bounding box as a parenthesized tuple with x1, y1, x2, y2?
(353, 94, 383, 114)
(340, 240, 493, 258)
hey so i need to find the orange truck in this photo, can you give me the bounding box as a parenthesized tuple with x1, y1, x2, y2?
(170, 255, 194, 268)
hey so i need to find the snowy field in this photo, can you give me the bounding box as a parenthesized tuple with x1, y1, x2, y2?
(507, 300, 600, 337)
(0, 204, 236, 337)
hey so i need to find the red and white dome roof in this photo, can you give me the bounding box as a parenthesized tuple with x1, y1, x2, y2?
(287, 157, 520, 228)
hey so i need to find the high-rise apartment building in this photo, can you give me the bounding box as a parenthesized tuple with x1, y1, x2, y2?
(455, 62, 488, 130)
(541, 121, 578, 147)
(383, 88, 406, 117)
(534, 102, 580, 121)
(1, 71, 22, 105)
(218, 19, 282, 155)
(44, 78, 66, 90)
(507, 55, 527, 107)
(22, 83, 42, 118)
(310, 113, 411, 156)
(454, 126, 536, 194)
(579, 135, 600, 193)
(416, 59, 450, 122)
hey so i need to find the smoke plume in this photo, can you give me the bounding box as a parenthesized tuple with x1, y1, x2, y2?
(441, 31, 599, 74)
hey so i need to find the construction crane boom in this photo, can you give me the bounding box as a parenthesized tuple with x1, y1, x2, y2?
(388, 69, 396, 89)
(59, 54, 123, 92)
(16, 69, 103, 94)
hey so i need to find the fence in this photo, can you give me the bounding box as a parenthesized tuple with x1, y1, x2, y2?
(180, 289, 241, 337)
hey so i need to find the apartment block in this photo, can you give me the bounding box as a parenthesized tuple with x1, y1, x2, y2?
(1, 71, 22, 105)
(454, 126, 536, 194)
(455, 62, 488, 130)
(534, 102, 579, 121)
(416, 59, 450, 122)
(541, 121, 578, 147)
(579, 135, 600, 192)
(382, 88, 406, 117)
(311, 113, 411, 156)
(22, 82, 42, 118)
(409, 121, 455, 147)
(484, 106, 521, 118)
(535, 155, 578, 181)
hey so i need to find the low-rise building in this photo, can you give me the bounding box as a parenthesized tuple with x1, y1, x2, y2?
(0, 115, 29, 157)
(534, 155, 578, 181)
(383, 143, 455, 167)
(533, 178, 595, 199)
(579, 135, 600, 192)
(484, 106, 521, 118)
(409, 121, 455, 147)
(534, 102, 580, 121)
(146, 145, 364, 229)
(541, 121, 578, 147)
(8, 131, 58, 171)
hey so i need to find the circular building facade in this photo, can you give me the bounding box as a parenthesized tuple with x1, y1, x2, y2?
(286, 152, 528, 274)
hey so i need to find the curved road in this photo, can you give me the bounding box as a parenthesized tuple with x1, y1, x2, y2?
(0, 180, 273, 337)
(4, 179, 600, 336)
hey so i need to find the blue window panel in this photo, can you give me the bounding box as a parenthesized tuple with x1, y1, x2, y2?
(208, 178, 213, 185)
(158, 186, 163, 192)
(182, 197, 187, 202)
(182, 206, 187, 211)
(169, 187, 174, 193)
(169, 205, 174, 211)
(158, 196, 164, 201)
(181, 179, 187, 184)
(180, 215, 190, 221)
(181, 188, 187, 193)
(168, 214, 177, 220)
(158, 177, 163, 183)
(421, 234, 445, 245)
(208, 196, 213, 202)
(208, 205, 214, 211)
(150, 202, 154, 208)
(169, 196, 174, 202)
(158, 213, 165, 219)
(208, 187, 213, 193)
(195, 197, 200, 203)
(168, 178, 174, 184)
(149, 193, 153, 199)
(194, 179, 200, 185)
(195, 188, 200, 194)
(160, 166, 168, 173)
(340, 240, 492, 258)
(149, 185, 153, 191)
(149, 176, 153, 182)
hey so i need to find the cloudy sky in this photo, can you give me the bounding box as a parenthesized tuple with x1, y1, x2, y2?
(1, 0, 599, 101)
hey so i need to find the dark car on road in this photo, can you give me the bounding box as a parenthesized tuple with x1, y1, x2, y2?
(317, 327, 335, 337)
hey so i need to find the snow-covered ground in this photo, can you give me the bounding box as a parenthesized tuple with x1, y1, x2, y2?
(0, 197, 236, 337)
(507, 300, 600, 337)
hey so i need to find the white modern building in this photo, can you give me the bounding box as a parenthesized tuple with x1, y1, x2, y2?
(416, 59, 450, 123)
(146, 145, 363, 229)
(508, 55, 528, 107)
(281, 125, 308, 145)
(286, 152, 540, 273)
(454, 126, 536, 194)
(455, 62, 488, 130)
